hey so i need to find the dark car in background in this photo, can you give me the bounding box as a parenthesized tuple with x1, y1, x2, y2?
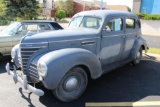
(0, 20, 63, 56)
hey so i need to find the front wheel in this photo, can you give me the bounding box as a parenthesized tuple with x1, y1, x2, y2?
(53, 67, 88, 102)
(132, 47, 142, 65)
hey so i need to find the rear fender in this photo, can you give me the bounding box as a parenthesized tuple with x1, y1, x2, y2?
(130, 37, 148, 59)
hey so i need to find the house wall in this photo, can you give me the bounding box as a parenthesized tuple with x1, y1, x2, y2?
(140, 0, 160, 14)
(74, 2, 84, 14)
(132, 0, 141, 13)
(104, 0, 134, 11)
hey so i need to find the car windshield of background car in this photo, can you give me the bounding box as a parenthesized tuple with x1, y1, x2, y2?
(2, 22, 21, 35)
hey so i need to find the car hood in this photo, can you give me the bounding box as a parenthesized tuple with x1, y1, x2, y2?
(0, 32, 11, 37)
(21, 29, 99, 44)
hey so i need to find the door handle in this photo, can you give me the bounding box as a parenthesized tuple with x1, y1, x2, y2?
(82, 41, 95, 46)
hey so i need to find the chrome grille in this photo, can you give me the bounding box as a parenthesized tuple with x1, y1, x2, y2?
(29, 63, 39, 82)
(20, 42, 48, 82)
(21, 47, 40, 73)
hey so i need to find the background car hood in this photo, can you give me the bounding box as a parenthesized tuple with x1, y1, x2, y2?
(21, 29, 99, 44)
(0, 32, 11, 37)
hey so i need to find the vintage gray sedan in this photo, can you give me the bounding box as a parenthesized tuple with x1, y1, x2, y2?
(0, 20, 63, 56)
(6, 10, 148, 102)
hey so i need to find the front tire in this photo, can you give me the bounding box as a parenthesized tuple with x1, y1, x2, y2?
(132, 47, 142, 65)
(53, 67, 88, 102)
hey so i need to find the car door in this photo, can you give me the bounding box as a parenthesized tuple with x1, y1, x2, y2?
(100, 17, 125, 66)
(0, 35, 12, 54)
(121, 18, 137, 60)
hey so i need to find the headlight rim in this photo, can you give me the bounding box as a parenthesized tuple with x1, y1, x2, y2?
(37, 61, 48, 77)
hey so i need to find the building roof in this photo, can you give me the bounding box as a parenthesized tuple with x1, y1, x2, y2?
(108, 5, 128, 11)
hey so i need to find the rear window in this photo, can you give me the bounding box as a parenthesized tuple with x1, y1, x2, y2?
(126, 18, 135, 29)
(50, 23, 63, 30)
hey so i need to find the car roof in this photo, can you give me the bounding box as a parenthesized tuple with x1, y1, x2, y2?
(18, 20, 57, 23)
(73, 10, 138, 19)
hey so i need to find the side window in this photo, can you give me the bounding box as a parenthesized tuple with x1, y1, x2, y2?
(26, 24, 38, 32)
(126, 18, 135, 29)
(136, 20, 141, 28)
(39, 23, 53, 31)
(105, 18, 123, 32)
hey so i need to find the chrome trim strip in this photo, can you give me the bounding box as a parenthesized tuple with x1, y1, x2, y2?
(22, 58, 29, 60)
(21, 42, 48, 44)
(21, 51, 37, 53)
(29, 72, 39, 78)
(102, 33, 136, 38)
(49, 37, 100, 43)
(21, 47, 45, 49)
(125, 33, 136, 35)
(30, 66, 37, 71)
(31, 63, 37, 67)
(103, 34, 123, 38)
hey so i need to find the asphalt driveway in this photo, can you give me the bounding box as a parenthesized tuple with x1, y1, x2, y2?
(0, 55, 160, 107)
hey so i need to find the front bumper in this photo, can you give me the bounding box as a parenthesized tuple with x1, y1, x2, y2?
(6, 63, 44, 96)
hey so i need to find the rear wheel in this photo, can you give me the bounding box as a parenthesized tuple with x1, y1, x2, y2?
(53, 67, 88, 102)
(132, 47, 142, 65)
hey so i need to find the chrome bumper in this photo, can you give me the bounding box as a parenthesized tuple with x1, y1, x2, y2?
(6, 63, 44, 96)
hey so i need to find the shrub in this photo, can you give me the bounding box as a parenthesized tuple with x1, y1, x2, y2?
(136, 13, 160, 20)
(55, 10, 66, 21)
(55, 0, 74, 17)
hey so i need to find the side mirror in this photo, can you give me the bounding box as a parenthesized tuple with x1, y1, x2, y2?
(15, 31, 22, 34)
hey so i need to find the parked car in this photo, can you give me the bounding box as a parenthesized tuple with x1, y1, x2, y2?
(0, 20, 63, 56)
(6, 10, 148, 102)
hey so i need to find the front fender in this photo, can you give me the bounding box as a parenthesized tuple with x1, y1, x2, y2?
(130, 37, 148, 59)
(37, 48, 102, 90)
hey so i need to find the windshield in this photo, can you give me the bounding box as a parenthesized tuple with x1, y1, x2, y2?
(69, 16, 102, 29)
(2, 22, 21, 35)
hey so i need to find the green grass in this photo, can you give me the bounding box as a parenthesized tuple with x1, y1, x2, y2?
(148, 48, 160, 55)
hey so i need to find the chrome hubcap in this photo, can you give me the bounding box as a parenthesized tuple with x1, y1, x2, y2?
(65, 77, 78, 92)
(136, 51, 141, 63)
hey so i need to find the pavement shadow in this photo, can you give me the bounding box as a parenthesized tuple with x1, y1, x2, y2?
(19, 88, 35, 107)
(37, 59, 160, 107)
(142, 53, 157, 60)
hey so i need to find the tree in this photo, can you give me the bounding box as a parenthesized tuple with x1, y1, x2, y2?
(0, 0, 6, 16)
(55, 0, 74, 17)
(127, 6, 131, 12)
(55, 10, 66, 21)
(3, 0, 40, 20)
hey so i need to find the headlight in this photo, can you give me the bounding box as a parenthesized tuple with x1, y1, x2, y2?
(11, 49, 15, 59)
(37, 61, 48, 77)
